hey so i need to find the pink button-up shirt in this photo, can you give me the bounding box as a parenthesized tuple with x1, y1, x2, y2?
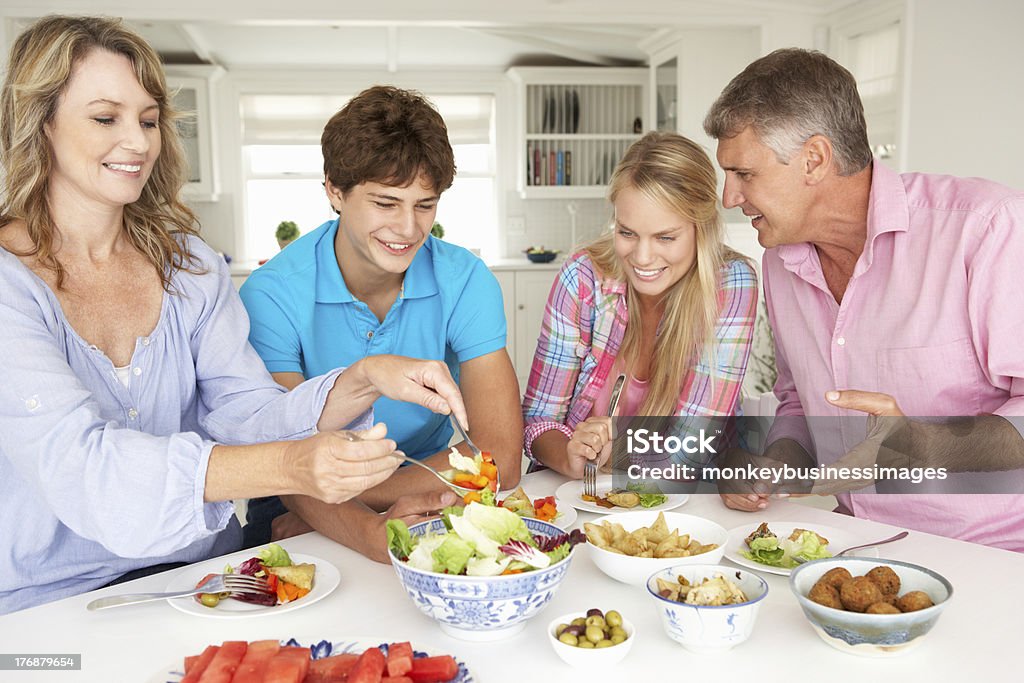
(765, 161, 1024, 550)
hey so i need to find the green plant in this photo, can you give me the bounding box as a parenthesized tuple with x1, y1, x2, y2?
(748, 298, 778, 395)
(275, 220, 300, 243)
(430, 221, 444, 239)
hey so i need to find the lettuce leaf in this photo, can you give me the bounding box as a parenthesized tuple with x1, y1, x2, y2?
(386, 519, 414, 561)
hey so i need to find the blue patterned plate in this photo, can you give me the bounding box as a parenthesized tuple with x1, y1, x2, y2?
(151, 637, 474, 682)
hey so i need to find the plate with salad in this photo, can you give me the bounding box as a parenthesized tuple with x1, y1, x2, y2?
(163, 544, 340, 618)
(556, 475, 689, 515)
(724, 521, 878, 576)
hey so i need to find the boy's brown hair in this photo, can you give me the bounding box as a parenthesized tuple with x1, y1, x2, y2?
(321, 85, 455, 195)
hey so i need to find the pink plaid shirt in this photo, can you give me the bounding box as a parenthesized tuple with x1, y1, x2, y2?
(522, 252, 757, 463)
(765, 160, 1024, 550)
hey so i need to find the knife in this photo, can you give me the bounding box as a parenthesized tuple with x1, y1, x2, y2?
(607, 374, 626, 417)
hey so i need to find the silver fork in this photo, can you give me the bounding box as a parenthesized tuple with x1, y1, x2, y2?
(584, 374, 625, 497)
(85, 573, 272, 611)
(450, 415, 502, 493)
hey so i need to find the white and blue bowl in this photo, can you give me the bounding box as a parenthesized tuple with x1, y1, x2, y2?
(389, 517, 577, 641)
(789, 557, 953, 657)
(646, 564, 769, 653)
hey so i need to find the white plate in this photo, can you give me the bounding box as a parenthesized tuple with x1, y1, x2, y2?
(163, 550, 339, 618)
(724, 522, 880, 576)
(555, 475, 689, 515)
(149, 637, 473, 683)
(497, 493, 577, 529)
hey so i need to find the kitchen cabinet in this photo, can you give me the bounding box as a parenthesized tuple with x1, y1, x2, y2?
(507, 67, 647, 199)
(492, 265, 560, 392)
(165, 66, 223, 200)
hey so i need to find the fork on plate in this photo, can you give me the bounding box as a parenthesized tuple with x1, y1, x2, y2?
(584, 374, 625, 498)
(85, 573, 273, 611)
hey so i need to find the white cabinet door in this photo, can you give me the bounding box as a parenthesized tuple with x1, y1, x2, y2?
(492, 270, 517, 381)
(513, 270, 559, 391)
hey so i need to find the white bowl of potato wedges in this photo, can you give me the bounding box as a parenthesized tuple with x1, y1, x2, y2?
(584, 511, 728, 586)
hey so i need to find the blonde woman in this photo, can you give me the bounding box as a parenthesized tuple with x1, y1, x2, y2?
(522, 132, 757, 478)
(0, 15, 464, 613)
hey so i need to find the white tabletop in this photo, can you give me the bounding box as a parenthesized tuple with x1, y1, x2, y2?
(2, 469, 1020, 681)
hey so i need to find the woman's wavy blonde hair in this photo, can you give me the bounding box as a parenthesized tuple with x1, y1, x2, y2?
(0, 15, 200, 290)
(586, 131, 746, 415)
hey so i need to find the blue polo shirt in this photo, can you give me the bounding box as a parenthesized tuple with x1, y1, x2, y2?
(239, 219, 506, 459)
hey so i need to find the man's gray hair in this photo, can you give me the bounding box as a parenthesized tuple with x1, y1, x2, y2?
(704, 48, 873, 176)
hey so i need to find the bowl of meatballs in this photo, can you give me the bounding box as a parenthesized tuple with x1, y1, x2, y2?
(789, 558, 953, 657)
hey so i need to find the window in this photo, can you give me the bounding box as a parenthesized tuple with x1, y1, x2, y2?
(240, 93, 496, 261)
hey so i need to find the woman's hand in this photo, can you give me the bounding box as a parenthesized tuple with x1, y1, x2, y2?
(283, 423, 401, 504)
(564, 416, 614, 479)
(359, 356, 469, 429)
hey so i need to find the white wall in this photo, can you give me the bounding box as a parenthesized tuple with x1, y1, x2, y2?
(902, 0, 1024, 188)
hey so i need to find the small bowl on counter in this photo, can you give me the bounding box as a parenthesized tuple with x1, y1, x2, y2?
(547, 608, 636, 669)
(647, 564, 769, 653)
(524, 248, 559, 263)
(789, 557, 953, 657)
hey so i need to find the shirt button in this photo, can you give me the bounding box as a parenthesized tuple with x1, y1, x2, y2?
(367, 331, 374, 340)
(142, 337, 150, 346)
(26, 398, 39, 410)
(128, 408, 138, 420)
(836, 337, 846, 346)
(133, 367, 142, 376)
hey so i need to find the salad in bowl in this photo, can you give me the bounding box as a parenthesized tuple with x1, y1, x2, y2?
(387, 503, 584, 640)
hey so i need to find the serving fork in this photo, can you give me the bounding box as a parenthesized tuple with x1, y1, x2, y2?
(449, 414, 502, 494)
(584, 374, 625, 498)
(85, 573, 273, 611)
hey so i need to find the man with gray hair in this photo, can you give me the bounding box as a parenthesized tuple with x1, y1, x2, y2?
(704, 48, 1024, 550)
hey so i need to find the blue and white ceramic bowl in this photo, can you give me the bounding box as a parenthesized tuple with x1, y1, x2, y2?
(789, 557, 952, 657)
(389, 517, 577, 641)
(647, 564, 768, 653)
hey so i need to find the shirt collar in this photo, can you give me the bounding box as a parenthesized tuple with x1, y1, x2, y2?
(314, 220, 438, 303)
(774, 159, 909, 275)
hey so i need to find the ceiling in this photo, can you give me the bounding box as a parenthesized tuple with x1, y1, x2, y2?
(6, 0, 869, 72)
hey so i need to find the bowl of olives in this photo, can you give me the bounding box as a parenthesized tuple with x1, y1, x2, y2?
(547, 608, 635, 669)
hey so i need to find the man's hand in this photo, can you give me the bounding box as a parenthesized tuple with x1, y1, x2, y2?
(363, 489, 459, 563)
(270, 511, 314, 541)
(813, 389, 911, 495)
(360, 356, 469, 429)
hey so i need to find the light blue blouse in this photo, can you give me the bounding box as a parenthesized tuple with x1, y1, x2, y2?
(0, 236, 367, 614)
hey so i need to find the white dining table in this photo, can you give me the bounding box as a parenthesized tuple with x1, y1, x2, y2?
(1, 468, 1020, 682)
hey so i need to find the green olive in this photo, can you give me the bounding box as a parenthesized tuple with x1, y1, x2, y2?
(610, 626, 627, 639)
(605, 610, 623, 627)
(585, 615, 606, 629)
(555, 623, 569, 637)
(198, 593, 220, 608)
(585, 626, 604, 643)
(596, 639, 614, 648)
(577, 640, 595, 649)
(611, 633, 627, 645)
(571, 617, 586, 627)
(558, 632, 578, 646)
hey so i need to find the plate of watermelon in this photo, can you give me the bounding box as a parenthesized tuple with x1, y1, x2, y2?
(150, 638, 473, 682)
(163, 546, 340, 619)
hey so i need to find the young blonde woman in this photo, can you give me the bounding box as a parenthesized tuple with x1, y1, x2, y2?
(522, 132, 758, 478)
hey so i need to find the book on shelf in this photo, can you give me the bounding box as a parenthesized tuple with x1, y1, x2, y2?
(564, 150, 572, 186)
(556, 151, 564, 186)
(549, 151, 556, 186)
